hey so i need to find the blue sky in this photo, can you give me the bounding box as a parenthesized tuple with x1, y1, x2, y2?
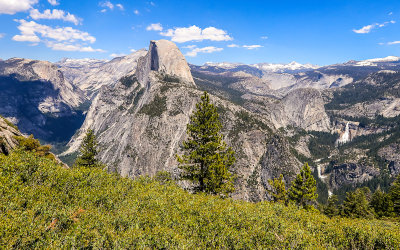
(0, 0, 399, 65)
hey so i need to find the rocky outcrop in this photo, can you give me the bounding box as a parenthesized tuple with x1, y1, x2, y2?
(58, 50, 148, 99)
(327, 163, 380, 190)
(378, 144, 400, 176)
(137, 40, 195, 87)
(269, 88, 331, 131)
(0, 116, 23, 155)
(0, 58, 86, 142)
(0, 58, 85, 108)
(64, 40, 300, 201)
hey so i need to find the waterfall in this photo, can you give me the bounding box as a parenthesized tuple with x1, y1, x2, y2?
(336, 122, 350, 145)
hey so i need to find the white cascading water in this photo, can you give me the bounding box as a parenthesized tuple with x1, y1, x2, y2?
(337, 122, 350, 145)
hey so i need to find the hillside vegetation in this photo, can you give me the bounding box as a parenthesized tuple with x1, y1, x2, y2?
(1, 150, 400, 249)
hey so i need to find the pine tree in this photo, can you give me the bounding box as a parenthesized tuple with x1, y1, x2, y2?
(323, 195, 339, 217)
(75, 129, 102, 168)
(371, 189, 394, 218)
(341, 188, 374, 219)
(390, 174, 400, 216)
(177, 91, 235, 197)
(267, 174, 287, 203)
(288, 163, 318, 209)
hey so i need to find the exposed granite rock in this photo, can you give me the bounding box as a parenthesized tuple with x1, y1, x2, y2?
(137, 40, 195, 87)
(327, 163, 380, 190)
(0, 116, 23, 155)
(269, 88, 331, 132)
(58, 50, 148, 99)
(378, 144, 400, 176)
(0, 58, 86, 142)
(64, 40, 300, 201)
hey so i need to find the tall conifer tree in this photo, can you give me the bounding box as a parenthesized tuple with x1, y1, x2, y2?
(390, 174, 400, 216)
(75, 129, 102, 168)
(288, 163, 318, 209)
(267, 174, 287, 203)
(177, 91, 235, 197)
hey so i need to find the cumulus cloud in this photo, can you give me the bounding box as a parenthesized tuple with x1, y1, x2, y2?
(30, 9, 82, 25)
(185, 46, 223, 57)
(48, 0, 59, 6)
(227, 44, 239, 48)
(13, 19, 95, 43)
(116, 3, 123, 10)
(160, 25, 232, 43)
(134, 9, 139, 15)
(99, 1, 123, 12)
(130, 49, 136, 52)
(12, 19, 104, 52)
(243, 45, 263, 50)
(353, 21, 395, 34)
(146, 23, 163, 31)
(100, 1, 114, 10)
(0, 0, 38, 14)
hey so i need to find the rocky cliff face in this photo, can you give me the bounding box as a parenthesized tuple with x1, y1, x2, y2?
(64, 40, 300, 201)
(0, 58, 86, 142)
(58, 50, 148, 99)
(0, 116, 23, 155)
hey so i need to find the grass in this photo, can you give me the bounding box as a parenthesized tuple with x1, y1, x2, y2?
(1, 150, 400, 248)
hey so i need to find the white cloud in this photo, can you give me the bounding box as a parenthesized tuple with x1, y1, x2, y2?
(134, 9, 139, 15)
(149, 1, 155, 6)
(182, 45, 197, 49)
(388, 41, 400, 45)
(13, 19, 95, 43)
(116, 3, 123, 10)
(389, 12, 393, 16)
(353, 21, 395, 34)
(227, 44, 239, 48)
(48, 0, 59, 6)
(46, 41, 105, 52)
(261, 36, 268, 39)
(99, 1, 113, 11)
(30, 9, 82, 25)
(0, 33, 5, 39)
(185, 46, 223, 57)
(12, 19, 104, 52)
(0, 0, 38, 14)
(243, 45, 263, 50)
(110, 53, 126, 57)
(130, 49, 136, 52)
(161, 25, 232, 43)
(146, 23, 163, 31)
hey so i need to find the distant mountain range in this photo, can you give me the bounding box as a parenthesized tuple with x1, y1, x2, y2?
(1, 43, 399, 202)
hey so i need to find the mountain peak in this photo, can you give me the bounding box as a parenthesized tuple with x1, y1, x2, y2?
(136, 40, 195, 86)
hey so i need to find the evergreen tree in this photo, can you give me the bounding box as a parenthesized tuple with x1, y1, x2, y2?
(177, 91, 235, 197)
(323, 195, 339, 217)
(267, 174, 287, 203)
(75, 129, 102, 168)
(390, 174, 400, 216)
(370, 189, 394, 218)
(288, 163, 318, 209)
(341, 188, 374, 219)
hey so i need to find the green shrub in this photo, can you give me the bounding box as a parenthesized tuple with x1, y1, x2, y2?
(1, 151, 400, 248)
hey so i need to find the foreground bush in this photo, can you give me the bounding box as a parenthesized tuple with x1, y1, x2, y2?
(1, 151, 400, 248)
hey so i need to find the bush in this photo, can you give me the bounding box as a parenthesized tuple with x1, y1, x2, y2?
(1, 151, 400, 248)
